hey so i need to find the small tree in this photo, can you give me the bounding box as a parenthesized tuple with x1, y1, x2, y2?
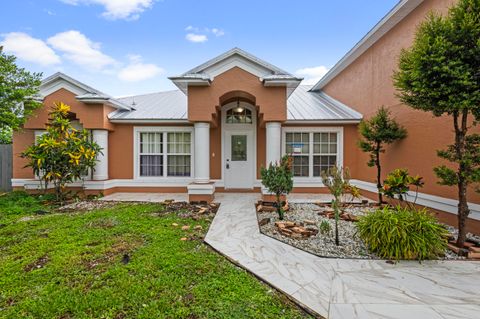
(321, 167, 360, 246)
(393, 0, 480, 247)
(358, 107, 407, 203)
(22, 102, 101, 202)
(261, 155, 293, 220)
(0, 47, 42, 143)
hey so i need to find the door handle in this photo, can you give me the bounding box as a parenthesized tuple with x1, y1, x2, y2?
(226, 163, 230, 169)
(226, 159, 230, 169)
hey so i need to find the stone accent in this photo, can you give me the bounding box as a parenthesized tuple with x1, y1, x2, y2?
(275, 221, 318, 238)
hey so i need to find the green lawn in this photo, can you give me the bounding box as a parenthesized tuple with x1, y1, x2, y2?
(0, 192, 310, 319)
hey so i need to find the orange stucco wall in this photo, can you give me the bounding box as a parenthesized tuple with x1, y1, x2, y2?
(25, 88, 115, 130)
(322, 0, 480, 203)
(12, 129, 35, 179)
(187, 67, 287, 123)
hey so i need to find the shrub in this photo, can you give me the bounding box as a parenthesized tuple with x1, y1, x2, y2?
(357, 206, 449, 260)
(321, 166, 360, 245)
(381, 168, 423, 202)
(261, 155, 293, 220)
(21, 102, 101, 203)
(319, 220, 331, 235)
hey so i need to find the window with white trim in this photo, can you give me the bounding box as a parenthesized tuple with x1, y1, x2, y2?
(167, 132, 191, 177)
(285, 131, 339, 178)
(138, 131, 192, 177)
(139, 132, 163, 177)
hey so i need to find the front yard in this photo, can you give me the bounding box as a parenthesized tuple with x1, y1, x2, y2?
(0, 192, 310, 319)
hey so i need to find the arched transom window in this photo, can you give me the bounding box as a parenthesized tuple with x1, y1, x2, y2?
(226, 106, 253, 124)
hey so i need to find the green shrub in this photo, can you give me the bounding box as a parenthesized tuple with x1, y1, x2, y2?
(319, 220, 331, 235)
(261, 155, 293, 220)
(357, 206, 449, 260)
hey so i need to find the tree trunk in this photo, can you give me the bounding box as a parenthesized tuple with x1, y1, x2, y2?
(276, 193, 284, 220)
(455, 110, 470, 248)
(375, 143, 383, 204)
(333, 199, 340, 246)
(457, 180, 469, 247)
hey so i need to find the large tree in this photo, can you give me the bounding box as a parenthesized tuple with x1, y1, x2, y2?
(358, 106, 407, 203)
(0, 47, 42, 143)
(394, 0, 480, 247)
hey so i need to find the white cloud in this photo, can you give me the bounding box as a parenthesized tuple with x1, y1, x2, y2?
(118, 54, 163, 82)
(185, 25, 198, 32)
(295, 66, 330, 85)
(184, 26, 224, 43)
(60, 0, 155, 20)
(211, 28, 225, 37)
(1, 32, 61, 66)
(185, 33, 208, 43)
(47, 30, 116, 70)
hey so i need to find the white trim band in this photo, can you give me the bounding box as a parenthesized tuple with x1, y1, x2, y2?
(350, 179, 480, 221)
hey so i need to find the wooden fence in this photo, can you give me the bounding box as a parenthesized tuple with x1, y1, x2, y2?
(0, 144, 13, 192)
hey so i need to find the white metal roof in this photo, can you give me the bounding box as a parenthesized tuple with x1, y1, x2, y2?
(109, 90, 187, 121)
(287, 85, 362, 121)
(311, 0, 423, 91)
(109, 85, 362, 122)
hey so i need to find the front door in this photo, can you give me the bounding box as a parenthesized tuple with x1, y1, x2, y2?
(224, 131, 254, 189)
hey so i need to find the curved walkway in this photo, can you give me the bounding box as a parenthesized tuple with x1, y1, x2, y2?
(205, 193, 480, 319)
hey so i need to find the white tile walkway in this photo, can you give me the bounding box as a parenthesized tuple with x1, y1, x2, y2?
(205, 194, 480, 319)
(102, 192, 480, 319)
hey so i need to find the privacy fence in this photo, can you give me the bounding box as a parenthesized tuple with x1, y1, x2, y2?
(0, 144, 13, 192)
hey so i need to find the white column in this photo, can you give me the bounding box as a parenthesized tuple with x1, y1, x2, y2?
(92, 130, 109, 180)
(266, 122, 282, 166)
(194, 122, 210, 183)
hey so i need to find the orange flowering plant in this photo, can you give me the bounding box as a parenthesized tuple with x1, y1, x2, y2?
(21, 102, 102, 202)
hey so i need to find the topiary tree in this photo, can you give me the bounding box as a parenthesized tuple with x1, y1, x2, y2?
(261, 155, 293, 220)
(393, 0, 480, 248)
(22, 102, 101, 203)
(321, 166, 360, 246)
(0, 47, 42, 143)
(358, 107, 407, 203)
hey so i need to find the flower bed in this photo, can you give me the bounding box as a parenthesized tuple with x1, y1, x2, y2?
(257, 202, 465, 260)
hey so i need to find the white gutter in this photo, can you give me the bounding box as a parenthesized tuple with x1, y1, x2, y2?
(284, 119, 361, 125)
(109, 119, 191, 124)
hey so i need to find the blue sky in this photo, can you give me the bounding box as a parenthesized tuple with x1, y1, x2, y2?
(0, 0, 398, 97)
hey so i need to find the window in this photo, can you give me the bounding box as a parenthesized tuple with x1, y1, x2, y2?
(226, 107, 252, 124)
(313, 132, 337, 177)
(231, 135, 247, 161)
(139, 132, 163, 177)
(167, 132, 191, 176)
(286, 133, 310, 177)
(137, 130, 192, 178)
(284, 130, 340, 178)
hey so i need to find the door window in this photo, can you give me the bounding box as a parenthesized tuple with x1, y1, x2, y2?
(231, 135, 247, 161)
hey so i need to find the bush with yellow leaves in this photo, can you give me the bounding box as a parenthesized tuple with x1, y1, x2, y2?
(22, 102, 102, 202)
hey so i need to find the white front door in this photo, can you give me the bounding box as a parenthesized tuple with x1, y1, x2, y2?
(224, 131, 254, 189)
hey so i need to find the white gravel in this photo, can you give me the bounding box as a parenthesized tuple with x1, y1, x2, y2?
(258, 203, 467, 260)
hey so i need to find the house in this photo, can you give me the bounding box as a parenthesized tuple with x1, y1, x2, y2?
(11, 0, 480, 230)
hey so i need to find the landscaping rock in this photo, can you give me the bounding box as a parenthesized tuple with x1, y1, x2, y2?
(258, 218, 270, 226)
(181, 225, 190, 230)
(194, 225, 203, 230)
